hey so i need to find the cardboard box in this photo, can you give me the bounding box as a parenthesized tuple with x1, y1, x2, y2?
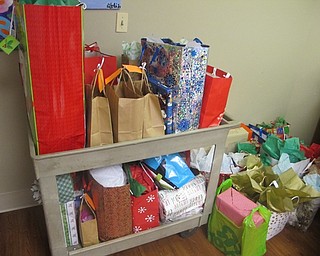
(225, 127, 249, 152)
(216, 188, 264, 227)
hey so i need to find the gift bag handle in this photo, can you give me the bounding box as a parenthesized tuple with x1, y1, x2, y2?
(105, 68, 122, 86)
(216, 178, 233, 196)
(104, 66, 136, 92)
(243, 204, 271, 228)
(105, 65, 152, 95)
(123, 64, 152, 94)
(90, 67, 104, 98)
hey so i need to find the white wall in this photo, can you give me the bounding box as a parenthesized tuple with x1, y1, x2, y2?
(0, 52, 36, 212)
(84, 0, 320, 142)
(0, 0, 319, 211)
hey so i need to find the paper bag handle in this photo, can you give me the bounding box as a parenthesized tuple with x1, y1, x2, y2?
(104, 65, 152, 96)
(105, 68, 122, 85)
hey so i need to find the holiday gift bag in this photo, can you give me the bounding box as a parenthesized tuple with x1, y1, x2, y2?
(85, 66, 113, 147)
(89, 165, 132, 241)
(208, 179, 271, 256)
(15, 3, 85, 154)
(105, 65, 164, 142)
(124, 163, 160, 233)
(140, 38, 209, 133)
(78, 193, 99, 247)
(84, 42, 117, 85)
(198, 66, 233, 128)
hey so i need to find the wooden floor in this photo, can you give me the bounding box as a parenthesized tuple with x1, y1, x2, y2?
(0, 205, 319, 256)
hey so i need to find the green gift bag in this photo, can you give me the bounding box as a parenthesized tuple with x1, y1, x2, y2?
(208, 179, 271, 256)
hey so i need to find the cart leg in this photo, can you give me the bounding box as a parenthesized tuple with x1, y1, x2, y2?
(39, 176, 69, 256)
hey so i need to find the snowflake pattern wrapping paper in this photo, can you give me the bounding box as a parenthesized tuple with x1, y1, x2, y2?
(131, 189, 159, 233)
(141, 38, 209, 133)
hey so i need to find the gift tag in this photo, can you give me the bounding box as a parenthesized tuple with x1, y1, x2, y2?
(0, 35, 19, 55)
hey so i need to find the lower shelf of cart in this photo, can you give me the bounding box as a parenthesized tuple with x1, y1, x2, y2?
(68, 213, 206, 256)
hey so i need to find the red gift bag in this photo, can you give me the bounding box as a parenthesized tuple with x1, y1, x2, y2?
(198, 66, 232, 128)
(129, 164, 160, 233)
(16, 4, 85, 154)
(84, 43, 117, 85)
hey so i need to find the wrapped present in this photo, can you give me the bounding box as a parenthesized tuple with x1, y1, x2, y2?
(141, 38, 209, 133)
(256, 117, 290, 140)
(158, 175, 206, 222)
(216, 187, 264, 227)
(60, 200, 79, 247)
(56, 174, 74, 204)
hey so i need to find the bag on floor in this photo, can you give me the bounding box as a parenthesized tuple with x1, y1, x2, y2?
(199, 66, 232, 128)
(208, 179, 271, 256)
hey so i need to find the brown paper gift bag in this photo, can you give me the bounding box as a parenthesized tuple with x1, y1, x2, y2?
(105, 65, 164, 143)
(85, 67, 113, 147)
(122, 65, 165, 139)
(143, 93, 165, 138)
(78, 193, 99, 247)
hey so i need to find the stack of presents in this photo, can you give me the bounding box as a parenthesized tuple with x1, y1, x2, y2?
(14, 2, 320, 254)
(209, 117, 320, 255)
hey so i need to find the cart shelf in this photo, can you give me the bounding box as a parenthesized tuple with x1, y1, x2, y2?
(29, 120, 239, 256)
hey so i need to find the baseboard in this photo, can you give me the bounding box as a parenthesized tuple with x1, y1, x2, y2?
(0, 189, 38, 213)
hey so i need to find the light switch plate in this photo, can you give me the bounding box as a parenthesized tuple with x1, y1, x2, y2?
(116, 12, 128, 33)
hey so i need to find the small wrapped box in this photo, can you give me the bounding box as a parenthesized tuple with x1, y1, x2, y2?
(216, 188, 264, 227)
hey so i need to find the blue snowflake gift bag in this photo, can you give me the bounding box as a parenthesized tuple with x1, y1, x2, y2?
(141, 38, 209, 133)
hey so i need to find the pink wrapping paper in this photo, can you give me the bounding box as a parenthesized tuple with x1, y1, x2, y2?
(216, 188, 264, 227)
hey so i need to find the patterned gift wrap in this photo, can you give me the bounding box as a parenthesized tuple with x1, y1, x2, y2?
(60, 201, 79, 247)
(267, 211, 290, 240)
(56, 174, 74, 204)
(141, 38, 209, 133)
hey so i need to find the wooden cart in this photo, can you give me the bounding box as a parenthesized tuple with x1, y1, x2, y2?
(30, 119, 239, 256)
